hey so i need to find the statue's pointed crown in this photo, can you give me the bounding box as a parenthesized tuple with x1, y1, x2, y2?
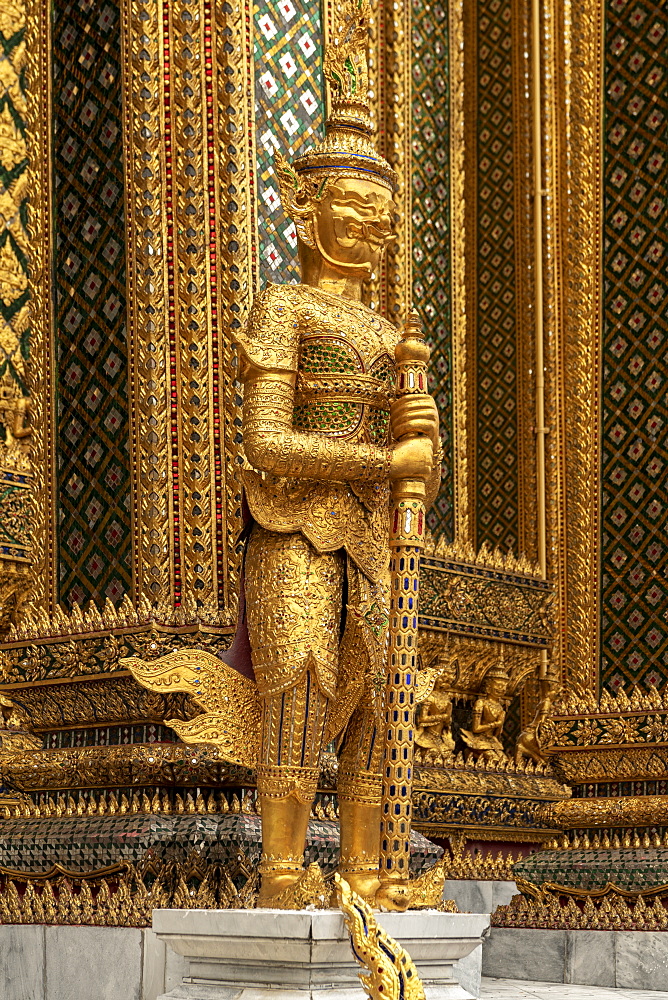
(485, 661, 509, 683)
(290, 0, 397, 191)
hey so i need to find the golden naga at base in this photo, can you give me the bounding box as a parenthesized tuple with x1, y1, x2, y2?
(336, 874, 426, 1000)
(125, 0, 442, 910)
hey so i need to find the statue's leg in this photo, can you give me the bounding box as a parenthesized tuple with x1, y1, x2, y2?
(255, 676, 328, 904)
(336, 698, 384, 902)
(245, 526, 342, 906)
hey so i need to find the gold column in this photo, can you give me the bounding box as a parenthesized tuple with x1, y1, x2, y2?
(23, 0, 56, 613)
(449, 0, 470, 547)
(541, 0, 605, 692)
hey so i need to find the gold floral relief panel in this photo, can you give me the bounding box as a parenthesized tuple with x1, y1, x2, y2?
(0, 0, 29, 402)
(122, 0, 257, 623)
(541, 0, 604, 693)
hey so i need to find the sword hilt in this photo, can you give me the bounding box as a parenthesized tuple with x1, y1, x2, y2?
(391, 310, 432, 502)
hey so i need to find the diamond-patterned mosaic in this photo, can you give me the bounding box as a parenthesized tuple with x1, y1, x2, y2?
(600, 0, 668, 691)
(254, 0, 324, 284)
(0, 2, 29, 398)
(516, 846, 668, 893)
(475, 0, 519, 553)
(43, 724, 180, 749)
(53, 0, 131, 609)
(411, 0, 453, 542)
(0, 811, 442, 874)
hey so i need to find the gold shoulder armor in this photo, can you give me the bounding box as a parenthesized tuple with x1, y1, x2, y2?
(235, 282, 302, 375)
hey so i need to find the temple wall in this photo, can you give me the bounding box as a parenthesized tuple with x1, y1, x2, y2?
(545, 0, 668, 695)
(599, 0, 668, 692)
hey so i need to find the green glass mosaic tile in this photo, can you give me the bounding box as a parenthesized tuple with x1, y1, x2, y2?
(601, 0, 668, 692)
(253, 0, 324, 283)
(0, 813, 442, 874)
(411, 0, 453, 542)
(474, 0, 519, 553)
(516, 847, 668, 892)
(53, 0, 131, 608)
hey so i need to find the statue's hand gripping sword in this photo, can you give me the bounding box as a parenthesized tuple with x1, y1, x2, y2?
(376, 311, 432, 911)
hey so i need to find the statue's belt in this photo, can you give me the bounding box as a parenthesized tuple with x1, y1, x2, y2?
(296, 374, 393, 409)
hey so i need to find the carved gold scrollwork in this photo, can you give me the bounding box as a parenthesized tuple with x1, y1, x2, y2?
(121, 649, 260, 768)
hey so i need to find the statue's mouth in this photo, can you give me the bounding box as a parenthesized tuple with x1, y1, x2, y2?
(346, 221, 396, 249)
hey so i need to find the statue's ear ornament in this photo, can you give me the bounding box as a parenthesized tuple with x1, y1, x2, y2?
(274, 151, 319, 248)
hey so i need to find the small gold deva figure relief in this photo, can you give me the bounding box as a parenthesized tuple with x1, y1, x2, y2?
(415, 655, 457, 756)
(515, 674, 560, 765)
(124, 0, 442, 911)
(0, 373, 31, 470)
(460, 660, 509, 762)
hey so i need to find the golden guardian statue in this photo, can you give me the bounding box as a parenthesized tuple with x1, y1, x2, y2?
(124, 0, 441, 908)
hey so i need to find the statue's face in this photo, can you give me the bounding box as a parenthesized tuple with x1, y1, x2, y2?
(435, 671, 455, 691)
(312, 177, 396, 274)
(486, 677, 507, 699)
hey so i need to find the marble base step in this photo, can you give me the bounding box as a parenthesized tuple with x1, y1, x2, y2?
(443, 880, 517, 915)
(483, 927, 668, 991)
(154, 907, 491, 1000)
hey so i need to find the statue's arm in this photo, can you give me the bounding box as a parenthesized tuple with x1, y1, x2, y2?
(470, 698, 496, 734)
(242, 367, 392, 482)
(419, 699, 448, 724)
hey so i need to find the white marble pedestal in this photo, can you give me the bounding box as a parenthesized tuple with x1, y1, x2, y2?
(153, 908, 491, 1000)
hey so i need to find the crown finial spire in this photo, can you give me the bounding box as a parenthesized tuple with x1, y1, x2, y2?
(278, 0, 397, 193)
(324, 0, 373, 135)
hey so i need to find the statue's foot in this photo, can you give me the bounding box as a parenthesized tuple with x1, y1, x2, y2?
(258, 863, 329, 909)
(257, 871, 302, 908)
(374, 880, 411, 912)
(333, 870, 381, 906)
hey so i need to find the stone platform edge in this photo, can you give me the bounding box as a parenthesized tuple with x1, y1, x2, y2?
(483, 925, 668, 992)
